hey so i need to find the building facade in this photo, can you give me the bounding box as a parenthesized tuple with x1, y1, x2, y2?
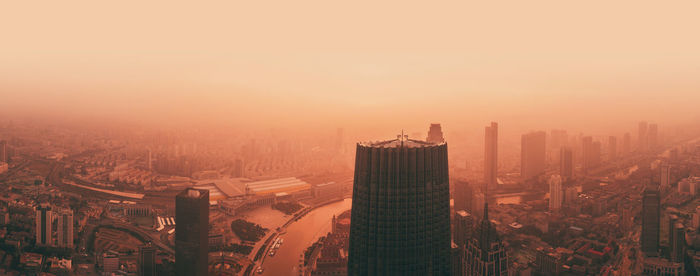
(426, 123, 445, 144)
(348, 138, 451, 275)
(641, 186, 660, 256)
(548, 175, 563, 211)
(454, 210, 474, 248)
(35, 204, 52, 246)
(56, 208, 73, 248)
(139, 244, 157, 276)
(608, 136, 617, 160)
(484, 122, 498, 188)
(175, 188, 209, 276)
(559, 147, 573, 180)
(520, 131, 546, 181)
(660, 165, 671, 190)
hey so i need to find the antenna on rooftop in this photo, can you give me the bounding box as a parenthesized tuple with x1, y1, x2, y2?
(398, 129, 408, 147)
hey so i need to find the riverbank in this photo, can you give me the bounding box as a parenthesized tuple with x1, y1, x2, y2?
(255, 199, 352, 276)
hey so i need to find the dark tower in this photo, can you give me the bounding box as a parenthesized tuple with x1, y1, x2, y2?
(559, 147, 574, 180)
(139, 244, 157, 276)
(348, 136, 451, 275)
(453, 179, 473, 213)
(35, 204, 52, 246)
(641, 185, 660, 256)
(426, 123, 445, 143)
(484, 122, 498, 188)
(0, 140, 6, 163)
(176, 188, 209, 276)
(520, 131, 546, 181)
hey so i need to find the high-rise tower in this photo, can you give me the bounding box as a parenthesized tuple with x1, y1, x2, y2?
(608, 136, 617, 161)
(582, 137, 601, 173)
(548, 175, 563, 211)
(426, 123, 445, 144)
(484, 122, 498, 188)
(559, 147, 573, 180)
(175, 188, 209, 276)
(35, 204, 52, 246)
(521, 131, 546, 181)
(454, 210, 474, 248)
(670, 222, 685, 263)
(56, 208, 73, 248)
(348, 136, 451, 275)
(641, 185, 660, 256)
(0, 140, 6, 163)
(453, 179, 473, 214)
(660, 164, 671, 190)
(139, 244, 157, 276)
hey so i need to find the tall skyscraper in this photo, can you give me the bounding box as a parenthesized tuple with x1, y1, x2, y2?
(592, 141, 601, 167)
(641, 186, 660, 256)
(582, 137, 601, 173)
(453, 179, 473, 213)
(608, 136, 617, 161)
(454, 210, 474, 248)
(638, 121, 648, 152)
(464, 202, 509, 276)
(622, 133, 631, 156)
(175, 188, 209, 276)
(348, 137, 451, 275)
(56, 208, 73, 248)
(581, 137, 594, 172)
(426, 123, 445, 143)
(521, 131, 546, 181)
(670, 222, 685, 263)
(648, 123, 658, 149)
(0, 140, 6, 163)
(451, 242, 463, 276)
(139, 244, 157, 276)
(668, 214, 677, 250)
(484, 122, 498, 188)
(548, 175, 563, 211)
(559, 147, 573, 180)
(660, 164, 671, 190)
(35, 204, 52, 246)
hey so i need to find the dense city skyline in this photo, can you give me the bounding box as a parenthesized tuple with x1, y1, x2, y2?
(3, 1, 700, 275)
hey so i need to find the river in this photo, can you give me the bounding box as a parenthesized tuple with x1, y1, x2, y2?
(260, 198, 352, 276)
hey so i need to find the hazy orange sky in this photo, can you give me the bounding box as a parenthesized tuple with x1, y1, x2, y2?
(1, 0, 700, 133)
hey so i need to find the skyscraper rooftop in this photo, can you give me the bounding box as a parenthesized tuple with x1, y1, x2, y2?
(358, 138, 444, 148)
